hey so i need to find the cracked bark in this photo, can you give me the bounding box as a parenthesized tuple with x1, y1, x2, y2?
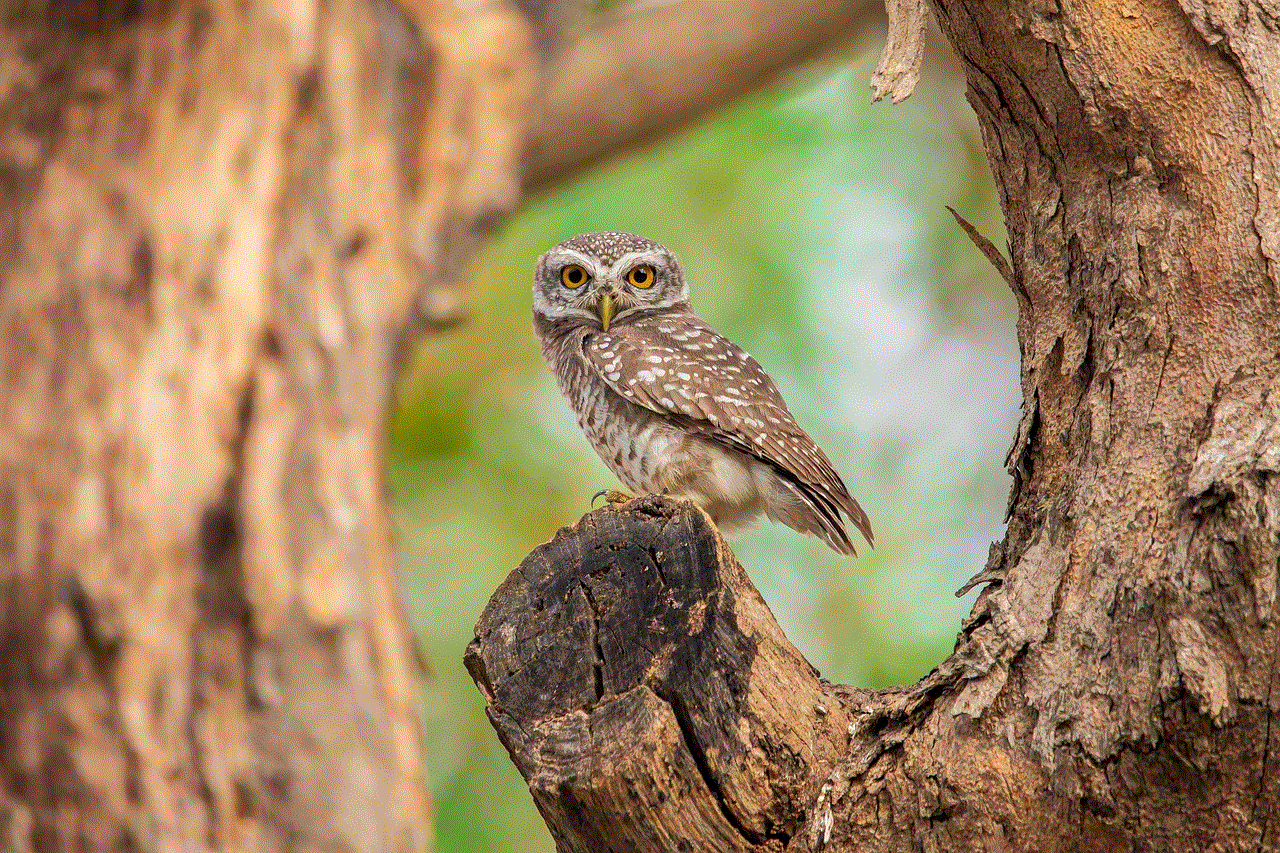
(470, 1, 1280, 850)
(467, 496, 848, 852)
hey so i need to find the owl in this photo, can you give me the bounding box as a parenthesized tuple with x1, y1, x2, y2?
(532, 231, 872, 556)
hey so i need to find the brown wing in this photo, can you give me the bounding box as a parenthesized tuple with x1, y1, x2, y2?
(579, 312, 873, 549)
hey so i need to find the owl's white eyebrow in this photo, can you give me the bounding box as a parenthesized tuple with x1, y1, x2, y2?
(550, 248, 602, 269)
(610, 250, 662, 273)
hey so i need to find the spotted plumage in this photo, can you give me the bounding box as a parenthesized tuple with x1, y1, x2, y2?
(532, 231, 872, 555)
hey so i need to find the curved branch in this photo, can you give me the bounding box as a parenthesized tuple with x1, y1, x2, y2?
(527, 0, 879, 191)
(469, 0, 1280, 849)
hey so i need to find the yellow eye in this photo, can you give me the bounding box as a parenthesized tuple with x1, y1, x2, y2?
(626, 264, 656, 288)
(560, 264, 589, 288)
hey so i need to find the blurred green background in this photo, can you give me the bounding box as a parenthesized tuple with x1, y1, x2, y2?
(389, 45, 1018, 853)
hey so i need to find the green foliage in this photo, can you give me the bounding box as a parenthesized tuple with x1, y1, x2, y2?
(391, 52, 1014, 853)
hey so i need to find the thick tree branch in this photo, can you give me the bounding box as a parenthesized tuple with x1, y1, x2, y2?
(471, 0, 1280, 849)
(527, 0, 878, 191)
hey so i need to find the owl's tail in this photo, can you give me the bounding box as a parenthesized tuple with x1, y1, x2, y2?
(764, 470, 874, 557)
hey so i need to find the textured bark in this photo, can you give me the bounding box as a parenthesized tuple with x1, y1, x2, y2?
(0, 2, 537, 852)
(471, 1, 1280, 850)
(467, 497, 862, 853)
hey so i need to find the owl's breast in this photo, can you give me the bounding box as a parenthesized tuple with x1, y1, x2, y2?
(563, 357, 752, 509)
(562, 355, 676, 492)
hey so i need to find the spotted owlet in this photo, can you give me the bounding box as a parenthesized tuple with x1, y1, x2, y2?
(532, 232, 873, 555)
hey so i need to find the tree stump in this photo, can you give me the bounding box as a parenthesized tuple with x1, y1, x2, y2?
(466, 496, 870, 852)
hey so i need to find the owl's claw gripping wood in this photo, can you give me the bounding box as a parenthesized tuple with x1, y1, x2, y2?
(591, 488, 633, 506)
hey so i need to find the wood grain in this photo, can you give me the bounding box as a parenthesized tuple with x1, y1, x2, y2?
(468, 496, 857, 851)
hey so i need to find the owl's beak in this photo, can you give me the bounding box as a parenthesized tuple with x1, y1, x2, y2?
(597, 292, 614, 331)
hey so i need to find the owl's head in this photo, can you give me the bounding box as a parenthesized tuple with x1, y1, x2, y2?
(532, 232, 690, 331)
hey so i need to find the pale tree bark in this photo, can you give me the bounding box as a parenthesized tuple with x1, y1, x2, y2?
(0, 1, 538, 852)
(469, 1, 1280, 851)
(0, 2, 873, 853)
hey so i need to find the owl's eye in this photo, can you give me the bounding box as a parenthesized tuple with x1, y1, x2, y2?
(560, 264, 589, 288)
(625, 264, 656, 289)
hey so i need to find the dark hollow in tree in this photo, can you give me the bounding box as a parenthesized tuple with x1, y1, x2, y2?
(469, 0, 1280, 850)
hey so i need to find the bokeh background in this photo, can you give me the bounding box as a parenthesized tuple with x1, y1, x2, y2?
(391, 42, 1018, 852)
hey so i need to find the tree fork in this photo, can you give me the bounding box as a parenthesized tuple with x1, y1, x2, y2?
(471, 0, 1280, 849)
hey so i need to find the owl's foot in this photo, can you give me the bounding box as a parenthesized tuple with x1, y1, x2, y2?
(591, 488, 634, 507)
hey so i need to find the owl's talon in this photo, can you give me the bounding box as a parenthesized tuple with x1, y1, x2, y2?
(592, 488, 633, 507)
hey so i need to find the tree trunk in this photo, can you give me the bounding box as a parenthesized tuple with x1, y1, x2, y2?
(468, 1, 1280, 850)
(0, 2, 538, 852)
